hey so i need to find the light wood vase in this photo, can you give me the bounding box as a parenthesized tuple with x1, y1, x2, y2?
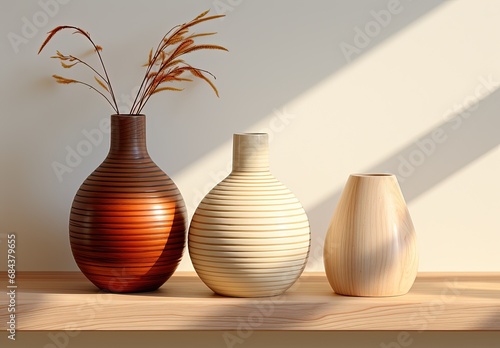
(324, 174, 418, 297)
(188, 133, 311, 297)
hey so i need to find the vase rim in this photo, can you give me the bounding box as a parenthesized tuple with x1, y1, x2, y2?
(234, 132, 268, 136)
(111, 114, 146, 117)
(351, 173, 395, 177)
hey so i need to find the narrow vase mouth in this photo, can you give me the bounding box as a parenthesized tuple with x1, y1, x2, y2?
(351, 173, 395, 178)
(234, 132, 268, 136)
(111, 114, 146, 117)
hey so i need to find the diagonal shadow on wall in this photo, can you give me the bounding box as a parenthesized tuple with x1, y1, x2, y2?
(306, 85, 500, 262)
(151, 0, 447, 175)
(1, 0, 448, 271)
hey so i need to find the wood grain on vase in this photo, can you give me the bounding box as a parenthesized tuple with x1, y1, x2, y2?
(324, 174, 418, 297)
(69, 115, 187, 293)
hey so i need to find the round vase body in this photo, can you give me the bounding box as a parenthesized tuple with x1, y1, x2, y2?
(324, 174, 418, 297)
(69, 115, 187, 293)
(189, 133, 310, 297)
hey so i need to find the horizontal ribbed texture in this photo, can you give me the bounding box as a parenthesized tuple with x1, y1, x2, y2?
(232, 133, 269, 171)
(189, 134, 310, 297)
(69, 115, 187, 293)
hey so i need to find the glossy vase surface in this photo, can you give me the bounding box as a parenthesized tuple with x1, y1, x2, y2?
(324, 174, 418, 297)
(69, 114, 187, 293)
(189, 133, 311, 297)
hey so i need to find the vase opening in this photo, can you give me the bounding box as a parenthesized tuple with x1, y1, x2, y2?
(352, 173, 394, 177)
(234, 132, 267, 136)
(111, 114, 145, 117)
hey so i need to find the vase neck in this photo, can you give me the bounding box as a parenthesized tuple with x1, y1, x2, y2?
(232, 133, 270, 172)
(109, 114, 149, 158)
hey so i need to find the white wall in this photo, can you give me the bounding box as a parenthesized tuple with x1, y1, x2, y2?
(2, 1, 500, 347)
(3, 0, 498, 273)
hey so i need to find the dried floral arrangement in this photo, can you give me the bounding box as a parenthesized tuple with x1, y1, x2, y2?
(38, 10, 227, 115)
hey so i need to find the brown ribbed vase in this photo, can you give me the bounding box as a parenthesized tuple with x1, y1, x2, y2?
(69, 114, 187, 293)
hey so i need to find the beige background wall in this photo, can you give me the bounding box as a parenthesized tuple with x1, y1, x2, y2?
(1, 0, 499, 347)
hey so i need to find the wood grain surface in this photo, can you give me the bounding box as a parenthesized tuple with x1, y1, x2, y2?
(1, 272, 498, 331)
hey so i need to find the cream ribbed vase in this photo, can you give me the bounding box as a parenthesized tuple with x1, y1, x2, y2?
(324, 174, 418, 297)
(189, 133, 311, 297)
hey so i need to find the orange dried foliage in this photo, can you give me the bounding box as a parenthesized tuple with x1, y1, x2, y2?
(38, 10, 227, 115)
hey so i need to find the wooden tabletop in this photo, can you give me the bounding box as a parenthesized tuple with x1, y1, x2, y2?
(1, 272, 499, 331)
